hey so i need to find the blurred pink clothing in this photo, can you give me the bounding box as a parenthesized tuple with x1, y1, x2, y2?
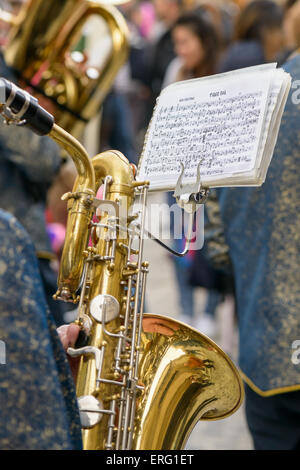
(139, 2, 155, 39)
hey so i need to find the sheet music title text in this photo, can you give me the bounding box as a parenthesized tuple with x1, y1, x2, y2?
(209, 90, 227, 97)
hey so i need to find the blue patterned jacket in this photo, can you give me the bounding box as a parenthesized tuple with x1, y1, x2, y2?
(204, 54, 300, 396)
(0, 209, 82, 449)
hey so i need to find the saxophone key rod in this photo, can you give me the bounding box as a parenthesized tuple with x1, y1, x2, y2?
(127, 269, 148, 451)
(121, 186, 149, 450)
(106, 398, 119, 450)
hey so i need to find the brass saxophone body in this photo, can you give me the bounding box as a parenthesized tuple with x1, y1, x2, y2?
(51, 125, 244, 450)
(0, 76, 244, 451)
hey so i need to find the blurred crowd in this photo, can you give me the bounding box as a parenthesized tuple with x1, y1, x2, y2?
(99, 0, 300, 164)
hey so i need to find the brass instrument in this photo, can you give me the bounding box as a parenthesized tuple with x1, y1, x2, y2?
(1, 0, 129, 138)
(0, 79, 244, 450)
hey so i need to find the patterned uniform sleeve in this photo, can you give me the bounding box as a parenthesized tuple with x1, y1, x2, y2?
(0, 210, 82, 450)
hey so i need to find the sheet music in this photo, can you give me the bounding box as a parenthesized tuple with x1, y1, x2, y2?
(221, 70, 291, 186)
(258, 71, 291, 180)
(137, 65, 291, 191)
(255, 70, 287, 169)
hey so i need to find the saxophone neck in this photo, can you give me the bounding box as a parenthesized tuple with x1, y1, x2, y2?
(50, 123, 95, 192)
(55, 149, 137, 302)
(50, 124, 96, 302)
(92, 150, 135, 201)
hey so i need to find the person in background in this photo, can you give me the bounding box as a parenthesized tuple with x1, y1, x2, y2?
(217, 0, 285, 73)
(98, 1, 153, 165)
(194, 0, 238, 51)
(142, 0, 186, 123)
(163, 10, 221, 86)
(129, 0, 156, 40)
(99, 89, 138, 165)
(120, 1, 157, 150)
(282, 0, 300, 61)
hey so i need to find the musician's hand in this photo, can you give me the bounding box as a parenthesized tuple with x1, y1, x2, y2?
(57, 322, 80, 349)
(57, 323, 81, 381)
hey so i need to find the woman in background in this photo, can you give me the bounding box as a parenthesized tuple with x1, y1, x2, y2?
(163, 11, 220, 87)
(163, 11, 234, 344)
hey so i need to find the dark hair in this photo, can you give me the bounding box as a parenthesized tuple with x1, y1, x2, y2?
(234, 0, 283, 42)
(172, 12, 220, 77)
(284, 0, 299, 11)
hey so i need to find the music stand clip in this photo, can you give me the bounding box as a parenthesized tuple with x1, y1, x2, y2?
(173, 161, 209, 213)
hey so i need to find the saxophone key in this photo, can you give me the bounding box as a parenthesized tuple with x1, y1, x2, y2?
(90, 294, 120, 323)
(77, 395, 104, 429)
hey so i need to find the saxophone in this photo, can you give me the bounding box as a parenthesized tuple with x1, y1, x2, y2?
(0, 79, 244, 450)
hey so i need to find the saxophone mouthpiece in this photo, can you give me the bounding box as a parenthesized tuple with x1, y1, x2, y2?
(0, 77, 54, 135)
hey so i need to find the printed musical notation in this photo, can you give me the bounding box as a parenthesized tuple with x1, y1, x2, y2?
(142, 90, 263, 180)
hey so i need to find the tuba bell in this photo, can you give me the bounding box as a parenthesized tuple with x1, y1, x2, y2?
(1, 0, 129, 138)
